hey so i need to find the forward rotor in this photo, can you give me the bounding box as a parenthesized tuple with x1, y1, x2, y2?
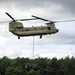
(0, 12, 75, 23)
(32, 15, 75, 23)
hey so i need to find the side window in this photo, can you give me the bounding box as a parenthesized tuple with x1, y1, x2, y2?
(26, 29, 30, 31)
(47, 27, 51, 30)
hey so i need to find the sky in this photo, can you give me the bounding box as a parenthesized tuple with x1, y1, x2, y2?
(0, 0, 75, 59)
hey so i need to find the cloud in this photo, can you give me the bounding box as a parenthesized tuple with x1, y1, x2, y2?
(0, 43, 74, 59)
(0, 0, 74, 16)
(0, 0, 74, 21)
(0, 0, 75, 58)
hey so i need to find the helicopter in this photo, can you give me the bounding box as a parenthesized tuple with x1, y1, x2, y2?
(3, 12, 75, 39)
(5, 12, 59, 39)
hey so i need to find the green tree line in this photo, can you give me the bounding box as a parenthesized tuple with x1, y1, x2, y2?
(0, 56, 75, 75)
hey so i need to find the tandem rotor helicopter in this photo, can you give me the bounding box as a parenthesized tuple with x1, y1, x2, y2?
(1, 12, 75, 39)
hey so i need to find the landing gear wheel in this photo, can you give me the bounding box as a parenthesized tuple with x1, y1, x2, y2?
(18, 36, 20, 39)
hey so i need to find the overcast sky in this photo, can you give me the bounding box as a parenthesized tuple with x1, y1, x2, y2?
(0, 0, 75, 59)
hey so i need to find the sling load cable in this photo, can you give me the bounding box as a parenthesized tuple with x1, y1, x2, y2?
(32, 36, 35, 59)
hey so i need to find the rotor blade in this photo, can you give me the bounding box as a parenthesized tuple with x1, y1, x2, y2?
(5, 12, 15, 21)
(0, 21, 10, 23)
(32, 15, 75, 23)
(32, 15, 50, 22)
(16, 18, 37, 21)
(54, 19, 75, 23)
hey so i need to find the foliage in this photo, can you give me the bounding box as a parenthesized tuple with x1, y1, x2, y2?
(27, 69, 40, 75)
(0, 56, 75, 75)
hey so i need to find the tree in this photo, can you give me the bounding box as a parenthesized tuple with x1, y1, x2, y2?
(27, 70, 40, 75)
(5, 67, 22, 75)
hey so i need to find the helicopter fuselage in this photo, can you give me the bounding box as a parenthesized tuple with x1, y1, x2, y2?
(9, 21, 59, 39)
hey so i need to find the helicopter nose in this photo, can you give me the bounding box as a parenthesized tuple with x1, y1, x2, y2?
(56, 29, 59, 32)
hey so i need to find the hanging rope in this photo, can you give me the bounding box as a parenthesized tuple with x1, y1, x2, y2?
(32, 36, 35, 59)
